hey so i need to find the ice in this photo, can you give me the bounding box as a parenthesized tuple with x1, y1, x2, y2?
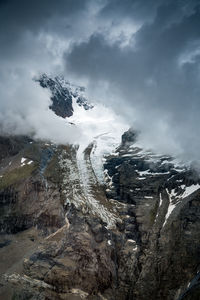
(155, 193, 163, 219)
(137, 169, 170, 177)
(20, 157, 33, 167)
(70, 97, 128, 183)
(182, 184, 200, 198)
(163, 188, 177, 226)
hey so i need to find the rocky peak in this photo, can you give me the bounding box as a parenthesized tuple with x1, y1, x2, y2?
(121, 128, 138, 147)
(35, 74, 93, 118)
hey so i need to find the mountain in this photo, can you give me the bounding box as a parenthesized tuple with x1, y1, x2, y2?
(36, 74, 93, 118)
(0, 76, 200, 300)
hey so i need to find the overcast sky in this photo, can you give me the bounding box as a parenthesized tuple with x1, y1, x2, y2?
(0, 0, 200, 162)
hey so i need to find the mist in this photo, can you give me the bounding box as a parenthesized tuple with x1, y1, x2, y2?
(0, 0, 200, 163)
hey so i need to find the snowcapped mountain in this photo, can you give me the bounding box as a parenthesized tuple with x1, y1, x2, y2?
(0, 75, 200, 300)
(36, 74, 93, 118)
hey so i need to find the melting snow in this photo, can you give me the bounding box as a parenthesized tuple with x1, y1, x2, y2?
(127, 239, 136, 243)
(137, 169, 170, 177)
(20, 157, 33, 167)
(181, 184, 200, 198)
(163, 188, 176, 226)
(21, 158, 26, 164)
(163, 184, 200, 226)
(170, 184, 200, 201)
(156, 192, 163, 219)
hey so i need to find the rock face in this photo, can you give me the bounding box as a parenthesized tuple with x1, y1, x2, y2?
(104, 131, 200, 300)
(1, 130, 200, 300)
(36, 74, 93, 118)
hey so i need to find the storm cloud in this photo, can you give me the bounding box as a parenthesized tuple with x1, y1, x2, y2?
(65, 0, 200, 162)
(0, 0, 200, 162)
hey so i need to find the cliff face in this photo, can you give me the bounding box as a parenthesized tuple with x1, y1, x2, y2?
(104, 129, 200, 300)
(0, 130, 200, 300)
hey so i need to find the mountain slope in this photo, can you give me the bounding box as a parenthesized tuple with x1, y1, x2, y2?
(0, 77, 200, 300)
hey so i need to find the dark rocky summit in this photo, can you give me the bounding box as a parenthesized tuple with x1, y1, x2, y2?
(36, 74, 93, 118)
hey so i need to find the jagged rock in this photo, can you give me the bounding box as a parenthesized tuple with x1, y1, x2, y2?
(36, 74, 93, 119)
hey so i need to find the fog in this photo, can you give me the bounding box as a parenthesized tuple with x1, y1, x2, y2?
(0, 0, 200, 162)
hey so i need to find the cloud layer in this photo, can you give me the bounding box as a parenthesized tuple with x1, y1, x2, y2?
(0, 0, 200, 162)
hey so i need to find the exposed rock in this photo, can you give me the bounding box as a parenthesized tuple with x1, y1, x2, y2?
(36, 74, 93, 119)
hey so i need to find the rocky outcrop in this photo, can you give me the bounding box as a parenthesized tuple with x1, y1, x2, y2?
(36, 74, 93, 119)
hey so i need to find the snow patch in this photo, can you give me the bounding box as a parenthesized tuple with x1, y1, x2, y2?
(163, 189, 178, 226)
(181, 184, 200, 198)
(20, 157, 33, 167)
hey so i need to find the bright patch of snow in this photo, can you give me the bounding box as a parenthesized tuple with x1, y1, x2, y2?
(121, 153, 133, 157)
(155, 192, 163, 219)
(137, 169, 170, 177)
(20, 157, 33, 167)
(181, 184, 200, 198)
(163, 189, 178, 226)
(138, 170, 150, 175)
(159, 193, 163, 207)
(163, 184, 200, 226)
(21, 157, 26, 164)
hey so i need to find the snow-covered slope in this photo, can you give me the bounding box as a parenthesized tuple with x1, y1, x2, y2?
(70, 97, 129, 183)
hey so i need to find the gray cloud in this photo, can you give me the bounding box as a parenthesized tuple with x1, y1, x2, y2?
(65, 1, 200, 161)
(0, 0, 93, 143)
(0, 0, 200, 162)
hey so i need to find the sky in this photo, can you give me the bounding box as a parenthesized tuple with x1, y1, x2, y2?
(0, 0, 200, 162)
